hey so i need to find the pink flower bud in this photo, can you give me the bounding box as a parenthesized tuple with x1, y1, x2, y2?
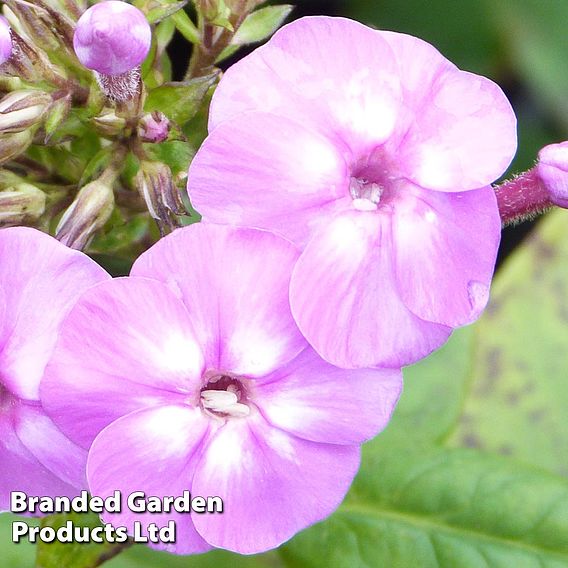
(0, 16, 13, 65)
(73, 1, 151, 76)
(137, 111, 170, 143)
(537, 141, 568, 209)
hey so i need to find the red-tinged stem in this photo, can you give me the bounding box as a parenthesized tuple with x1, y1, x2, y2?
(494, 168, 554, 227)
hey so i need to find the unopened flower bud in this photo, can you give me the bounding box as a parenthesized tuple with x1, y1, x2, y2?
(137, 111, 170, 143)
(224, 0, 262, 17)
(0, 16, 13, 65)
(93, 109, 127, 136)
(56, 178, 115, 249)
(136, 161, 186, 234)
(199, 0, 222, 20)
(0, 129, 33, 165)
(0, 182, 45, 225)
(0, 90, 51, 134)
(74, 1, 151, 76)
(537, 142, 568, 209)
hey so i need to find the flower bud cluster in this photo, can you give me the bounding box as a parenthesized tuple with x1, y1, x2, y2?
(0, 0, 290, 244)
(0, 0, 186, 242)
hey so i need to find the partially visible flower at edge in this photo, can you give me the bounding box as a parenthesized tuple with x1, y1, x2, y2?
(41, 223, 402, 554)
(187, 16, 518, 370)
(537, 142, 568, 209)
(0, 227, 109, 511)
(494, 141, 568, 225)
(0, 16, 13, 66)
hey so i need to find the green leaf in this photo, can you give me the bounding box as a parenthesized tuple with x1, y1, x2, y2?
(0, 514, 38, 568)
(171, 10, 200, 44)
(144, 140, 194, 175)
(447, 210, 568, 476)
(232, 5, 293, 45)
(78, 147, 114, 188)
(281, 446, 568, 568)
(36, 512, 130, 568)
(70, 130, 102, 164)
(379, 327, 474, 448)
(145, 74, 219, 125)
(107, 546, 283, 567)
(217, 4, 293, 62)
(26, 146, 84, 184)
(145, 0, 188, 24)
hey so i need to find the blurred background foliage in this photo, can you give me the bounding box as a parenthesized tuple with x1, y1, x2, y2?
(3, 1, 568, 567)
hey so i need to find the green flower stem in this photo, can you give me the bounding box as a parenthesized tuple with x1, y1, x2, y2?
(185, 12, 247, 79)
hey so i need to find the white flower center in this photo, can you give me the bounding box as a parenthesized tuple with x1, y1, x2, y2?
(349, 176, 383, 211)
(200, 373, 250, 419)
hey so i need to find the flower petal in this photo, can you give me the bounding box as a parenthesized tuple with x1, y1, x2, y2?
(256, 348, 402, 445)
(189, 111, 350, 247)
(87, 405, 212, 554)
(0, 403, 78, 511)
(393, 184, 501, 326)
(42, 277, 204, 449)
(381, 31, 517, 191)
(290, 210, 452, 368)
(14, 403, 87, 489)
(132, 224, 306, 377)
(192, 411, 360, 554)
(0, 227, 109, 401)
(210, 16, 401, 154)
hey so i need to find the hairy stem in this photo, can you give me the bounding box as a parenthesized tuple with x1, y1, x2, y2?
(494, 168, 554, 227)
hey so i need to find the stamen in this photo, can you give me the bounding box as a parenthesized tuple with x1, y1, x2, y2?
(199, 373, 251, 419)
(201, 390, 238, 409)
(349, 177, 383, 210)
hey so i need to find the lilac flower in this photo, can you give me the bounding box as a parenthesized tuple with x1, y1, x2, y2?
(0, 16, 12, 65)
(41, 224, 401, 554)
(73, 1, 151, 76)
(187, 17, 518, 369)
(0, 227, 109, 510)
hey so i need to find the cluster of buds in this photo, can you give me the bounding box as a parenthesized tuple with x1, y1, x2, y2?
(0, 0, 195, 250)
(0, 0, 297, 253)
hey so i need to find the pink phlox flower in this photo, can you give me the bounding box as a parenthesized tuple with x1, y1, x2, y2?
(41, 224, 402, 554)
(0, 227, 109, 510)
(187, 16, 518, 369)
